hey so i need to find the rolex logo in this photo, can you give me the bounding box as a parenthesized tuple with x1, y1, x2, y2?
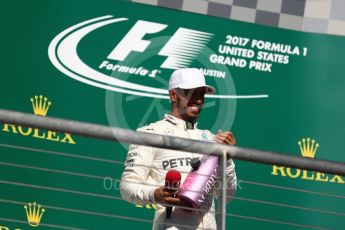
(298, 137, 319, 158)
(271, 137, 345, 184)
(24, 202, 45, 227)
(1, 94, 76, 144)
(30, 95, 52, 116)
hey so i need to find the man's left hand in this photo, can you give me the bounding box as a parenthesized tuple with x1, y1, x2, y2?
(214, 129, 236, 145)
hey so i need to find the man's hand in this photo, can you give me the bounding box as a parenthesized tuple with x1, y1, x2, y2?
(214, 129, 236, 145)
(154, 187, 189, 207)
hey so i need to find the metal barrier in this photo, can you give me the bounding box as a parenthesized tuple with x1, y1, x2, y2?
(1, 108, 345, 230)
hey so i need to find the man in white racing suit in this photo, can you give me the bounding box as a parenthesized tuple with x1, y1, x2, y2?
(120, 68, 237, 229)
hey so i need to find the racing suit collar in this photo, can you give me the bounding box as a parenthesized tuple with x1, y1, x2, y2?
(164, 114, 198, 130)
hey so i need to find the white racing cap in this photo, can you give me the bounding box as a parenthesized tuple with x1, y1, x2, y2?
(168, 68, 216, 94)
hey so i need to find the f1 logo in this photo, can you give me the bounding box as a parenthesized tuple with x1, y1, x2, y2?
(107, 20, 213, 69)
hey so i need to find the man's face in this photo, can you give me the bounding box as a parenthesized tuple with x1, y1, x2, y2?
(174, 87, 206, 121)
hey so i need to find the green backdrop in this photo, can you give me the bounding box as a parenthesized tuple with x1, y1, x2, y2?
(1, 0, 344, 229)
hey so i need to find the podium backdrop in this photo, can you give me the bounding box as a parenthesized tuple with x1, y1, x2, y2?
(1, 0, 344, 229)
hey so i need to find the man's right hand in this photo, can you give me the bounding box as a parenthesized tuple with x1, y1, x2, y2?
(154, 186, 189, 207)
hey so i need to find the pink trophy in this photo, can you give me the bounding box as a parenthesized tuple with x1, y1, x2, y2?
(177, 154, 219, 209)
